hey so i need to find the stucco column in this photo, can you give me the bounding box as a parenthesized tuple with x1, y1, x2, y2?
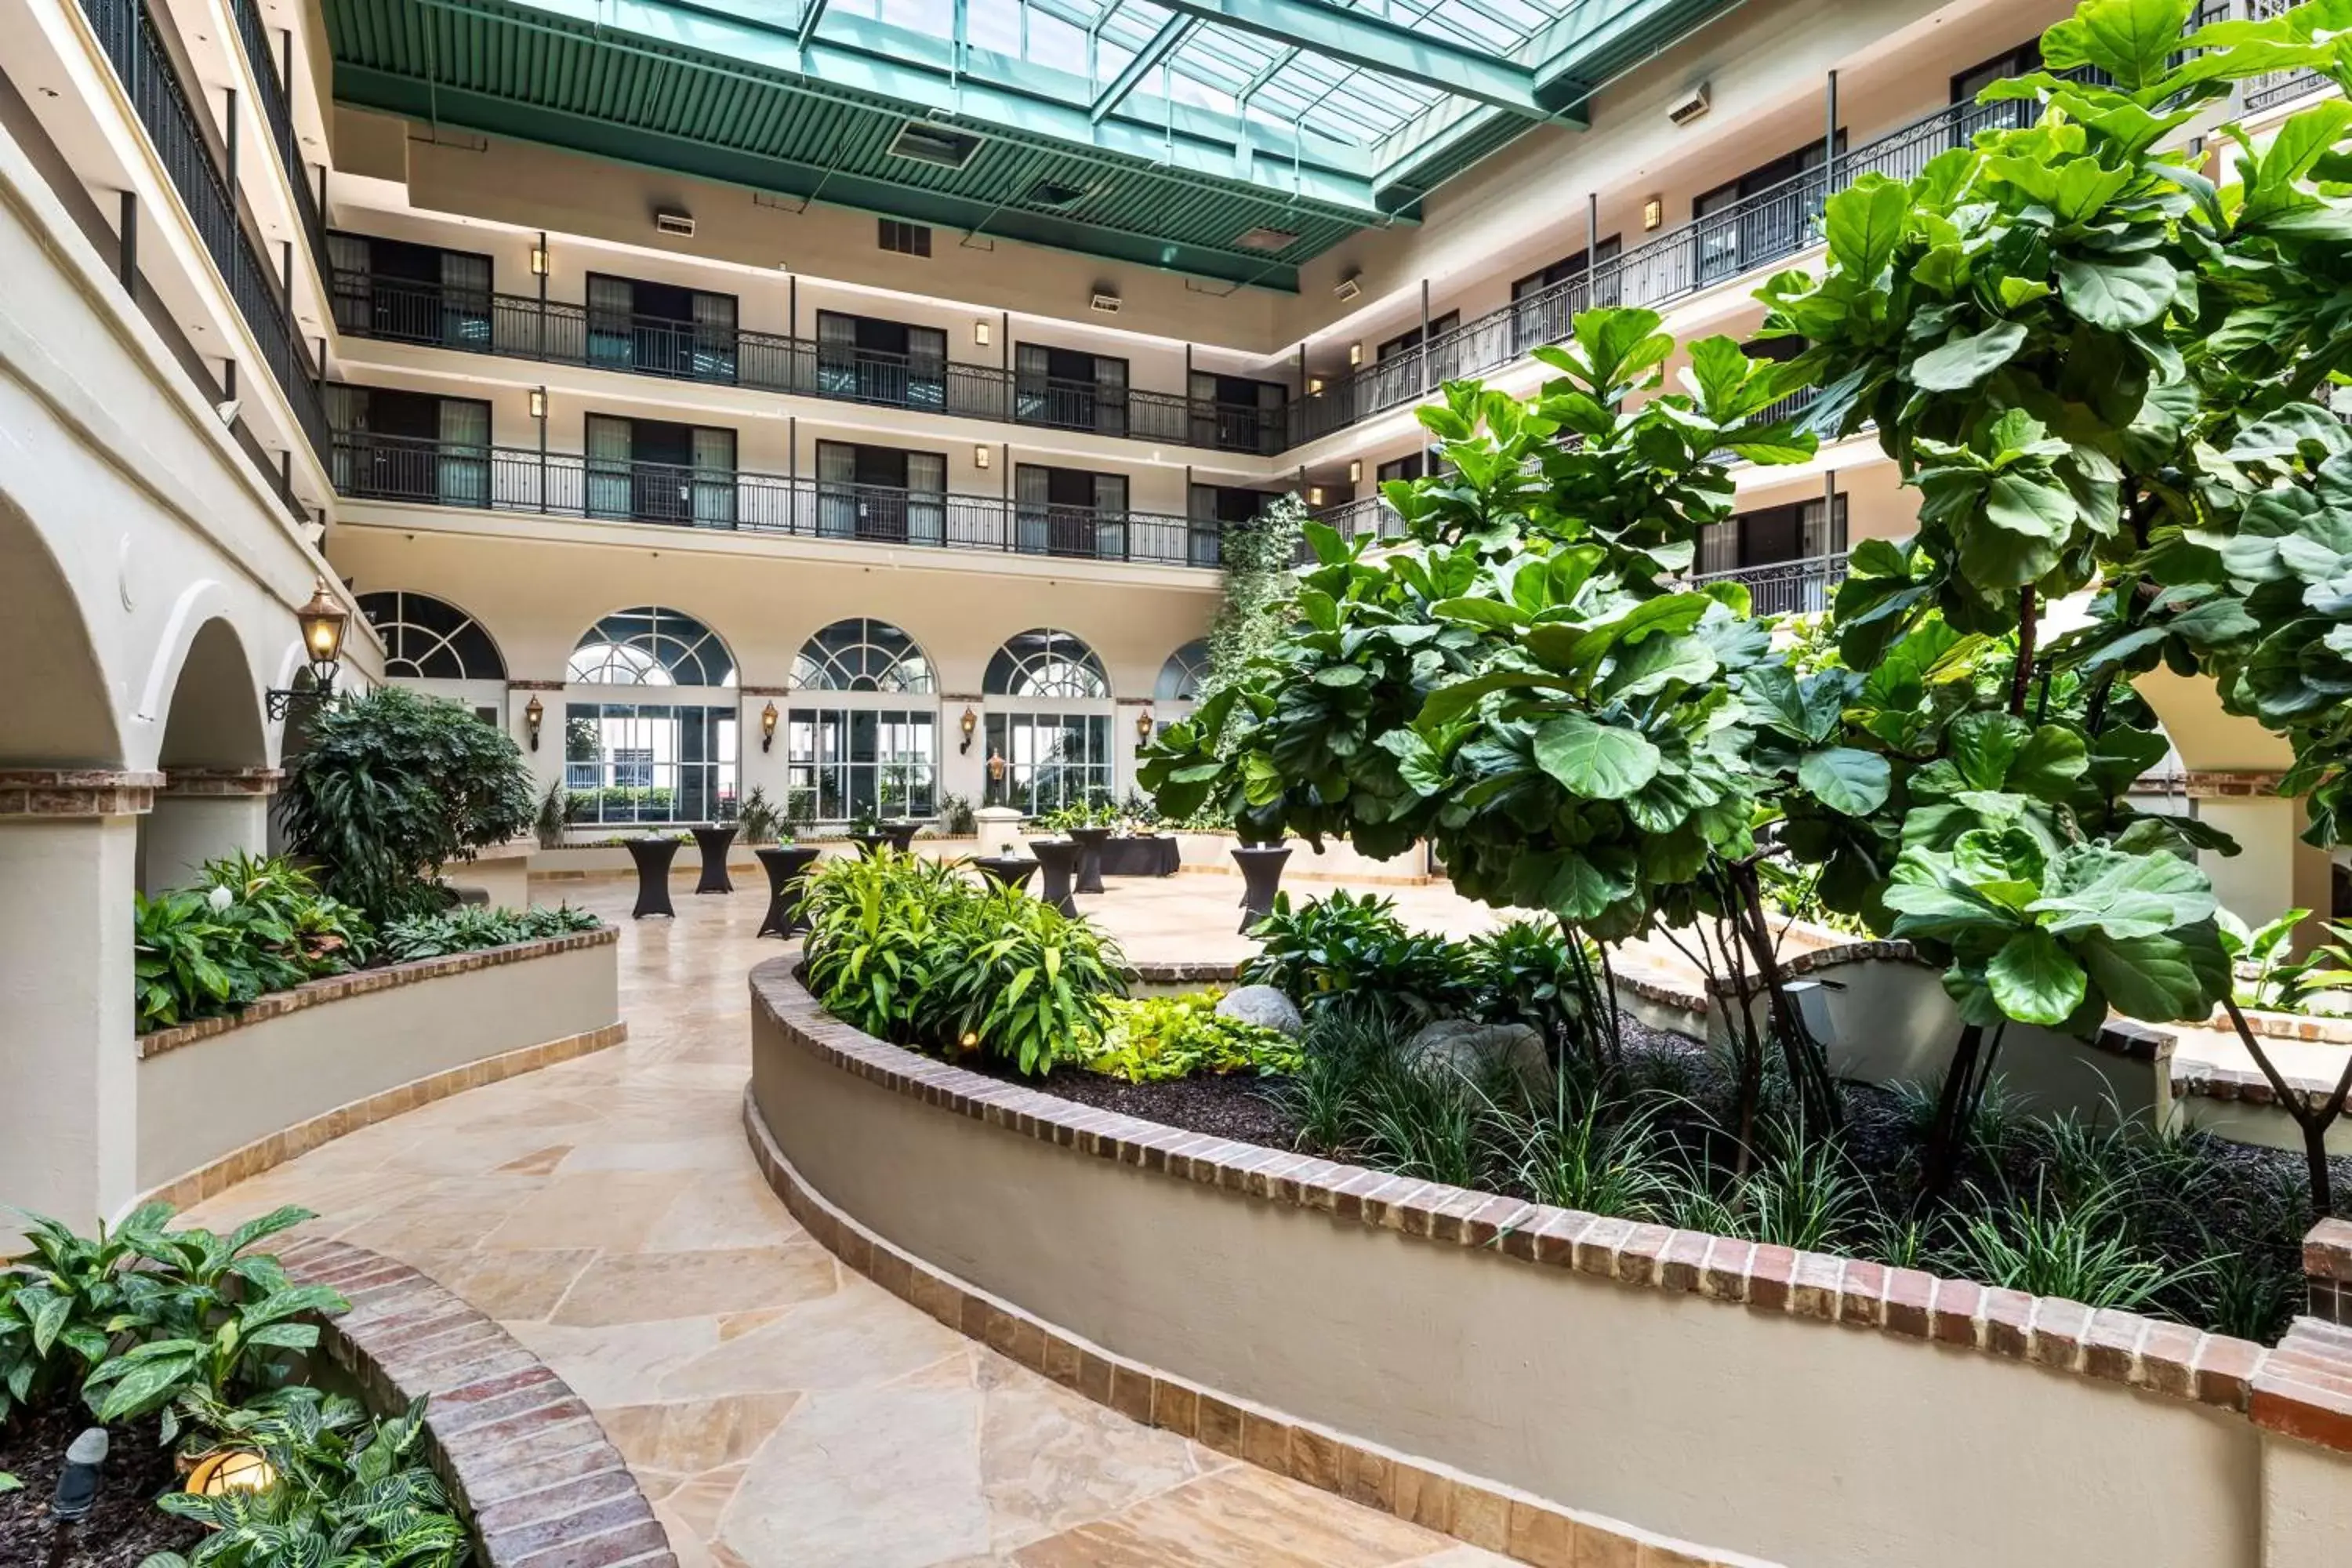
(1114, 698, 1152, 808)
(942, 695, 988, 819)
(508, 681, 565, 827)
(740, 688, 791, 820)
(142, 766, 279, 892)
(0, 769, 154, 1240)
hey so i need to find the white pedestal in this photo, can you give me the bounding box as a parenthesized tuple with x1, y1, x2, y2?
(975, 806, 1025, 858)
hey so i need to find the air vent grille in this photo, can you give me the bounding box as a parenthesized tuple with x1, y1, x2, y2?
(887, 121, 983, 169)
(1026, 180, 1090, 210)
(1236, 227, 1300, 252)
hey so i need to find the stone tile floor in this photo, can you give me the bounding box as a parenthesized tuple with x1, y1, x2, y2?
(184, 870, 1519, 1568)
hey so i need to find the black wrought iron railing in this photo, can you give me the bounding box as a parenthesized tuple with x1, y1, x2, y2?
(226, 0, 325, 275)
(1691, 551, 1850, 616)
(329, 430, 1223, 567)
(79, 0, 327, 464)
(326, 270, 1289, 456)
(2245, 0, 2333, 112)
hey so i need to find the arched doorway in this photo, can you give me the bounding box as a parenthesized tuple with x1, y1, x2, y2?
(982, 627, 1114, 814)
(784, 618, 940, 826)
(143, 618, 270, 892)
(564, 606, 740, 827)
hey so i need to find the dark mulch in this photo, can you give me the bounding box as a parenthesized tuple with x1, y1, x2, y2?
(976, 1058, 1305, 1149)
(0, 1397, 199, 1568)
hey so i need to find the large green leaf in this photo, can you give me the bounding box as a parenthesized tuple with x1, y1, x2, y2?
(2056, 252, 2176, 330)
(2077, 923, 2230, 1022)
(2029, 844, 2217, 939)
(1798, 747, 1893, 816)
(1987, 929, 2090, 1026)
(1911, 321, 2029, 391)
(1530, 713, 1661, 802)
(1826, 175, 1909, 282)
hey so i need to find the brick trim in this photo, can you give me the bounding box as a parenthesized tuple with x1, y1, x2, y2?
(140, 1020, 627, 1213)
(507, 679, 564, 691)
(2137, 770, 2288, 798)
(158, 766, 283, 797)
(750, 960, 2352, 1460)
(138, 928, 619, 1058)
(0, 768, 165, 816)
(739, 1085, 1772, 1568)
(277, 1238, 675, 1568)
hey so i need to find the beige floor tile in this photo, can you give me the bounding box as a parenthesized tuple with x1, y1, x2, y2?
(405, 1247, 600, 1322)
(550, 1245, 837, 1327)
(657, 1280, 966, 1397)
(600, 1396, 801, 1475)
(479, 1170, 696, 1250)
(1008, 1465, 1456, 1568)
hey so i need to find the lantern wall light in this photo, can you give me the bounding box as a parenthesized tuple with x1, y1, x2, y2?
(524, 695, 544, 751)
(958, 706, 979, 754)
(761, 700, 780, 753)
(266, 577, 350, 720)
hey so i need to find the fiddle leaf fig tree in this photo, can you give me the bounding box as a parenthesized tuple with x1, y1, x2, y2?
(1760, 0, 2352, 1208)
(1145, 307, 1853, 1128)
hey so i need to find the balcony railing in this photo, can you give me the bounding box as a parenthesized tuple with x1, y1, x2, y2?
(2245, 0, 2330, 113)
(226, 0, 325, 275)
(79, 0, 327, 463)
(327, 271, 1288, 457)
(330, 430, 1222, 568)
(1288, 94, 2056, 447)
(1691, 552, 1849, 616)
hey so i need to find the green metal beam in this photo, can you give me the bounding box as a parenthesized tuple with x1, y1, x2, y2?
(796, 0, 829, 49)
(1091, 15, 1196, 123)
(336, 64, 1314, 288)
(1145, 0, 1542, 114)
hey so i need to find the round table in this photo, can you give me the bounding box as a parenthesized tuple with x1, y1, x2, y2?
(972, 855, 1038, 894)
(624, 837, 681, 920)
(853, 832, 895, 858)
(883, 820, 919, 853)
(690, 824, 739, 894)
(1067, 825, 1112, 895)
(1027, 838, 1080, 918)
(754, 844, 824, 938)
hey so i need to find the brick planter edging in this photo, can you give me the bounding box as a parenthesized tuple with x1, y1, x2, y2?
(750, 959, 2352, 1460)
(275, 1237, 675, 1568)
(138, 927, 620, 1059)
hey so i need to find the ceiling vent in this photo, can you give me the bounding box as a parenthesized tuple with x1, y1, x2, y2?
(654, 209, 696, 238)
(1090, 291, 1123, 315)
(1236, 226, 1301, 253)
(889, 120, 984, 170)
(1333, 271, 1363, 303)
(1025, 179, 1090, 210)
(1667, 82, 1711, 127)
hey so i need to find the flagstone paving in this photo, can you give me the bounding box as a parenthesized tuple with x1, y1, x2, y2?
(183, 871, 1519, 1568)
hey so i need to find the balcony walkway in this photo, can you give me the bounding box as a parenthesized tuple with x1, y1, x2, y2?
(180, 873, 1508, 1568)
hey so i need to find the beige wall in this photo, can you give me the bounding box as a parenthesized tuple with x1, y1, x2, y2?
(137, 938, 620, 1193)
(751, 981, 2276, 1568)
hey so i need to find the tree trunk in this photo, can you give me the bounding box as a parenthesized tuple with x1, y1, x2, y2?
(2225, 997, 2350, 1217)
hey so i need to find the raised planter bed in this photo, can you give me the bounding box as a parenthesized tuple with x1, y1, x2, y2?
(279, 1238, 673, 1568)
(746, 959, 2352, 1568)
(136, 930, 624, 1208)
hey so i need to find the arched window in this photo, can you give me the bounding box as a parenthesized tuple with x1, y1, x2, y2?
(789, 619, 937, 693)
(568, 607, 736, 687)
(1156, 638, 1210, 702)
(984, 628, 1109, 699)
(358, 592, 506, 681)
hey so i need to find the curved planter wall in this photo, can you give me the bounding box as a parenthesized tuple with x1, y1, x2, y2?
(138, 930, 624, 1207)
(747, 960, 2352, 1568)
(281, 1236, 674, 1567)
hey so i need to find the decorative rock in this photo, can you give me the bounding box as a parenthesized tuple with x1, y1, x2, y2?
(1405, 1018, 1550, 1096)
(1214, 985, 1303, 1038)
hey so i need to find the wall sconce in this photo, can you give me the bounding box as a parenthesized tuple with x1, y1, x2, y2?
(1347, 341, 1363, 367)
(986, 750, 1006, 783)
(1308, 486, 1325, 506)
(760, 699, 779, 753)
(529, 386, 547, 420)
(958, 706, 978, 753)
(974, 319, 991, 347)
(1347, 459, 1362, 485)
(1134, 709, 1155, 743)
(975, 445, 990, 470)
(528, 244, 550, 276)
(267, 577, 349, 720)
(1642, 195, 1664, 230)
(524, 694, 544, 751)
(1307, 377, 1325, 394)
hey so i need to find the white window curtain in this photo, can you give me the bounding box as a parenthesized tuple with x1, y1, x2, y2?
(436, 399, 490, 508)
(691, 426, 738, 528)
(586, 414, 633, 521)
